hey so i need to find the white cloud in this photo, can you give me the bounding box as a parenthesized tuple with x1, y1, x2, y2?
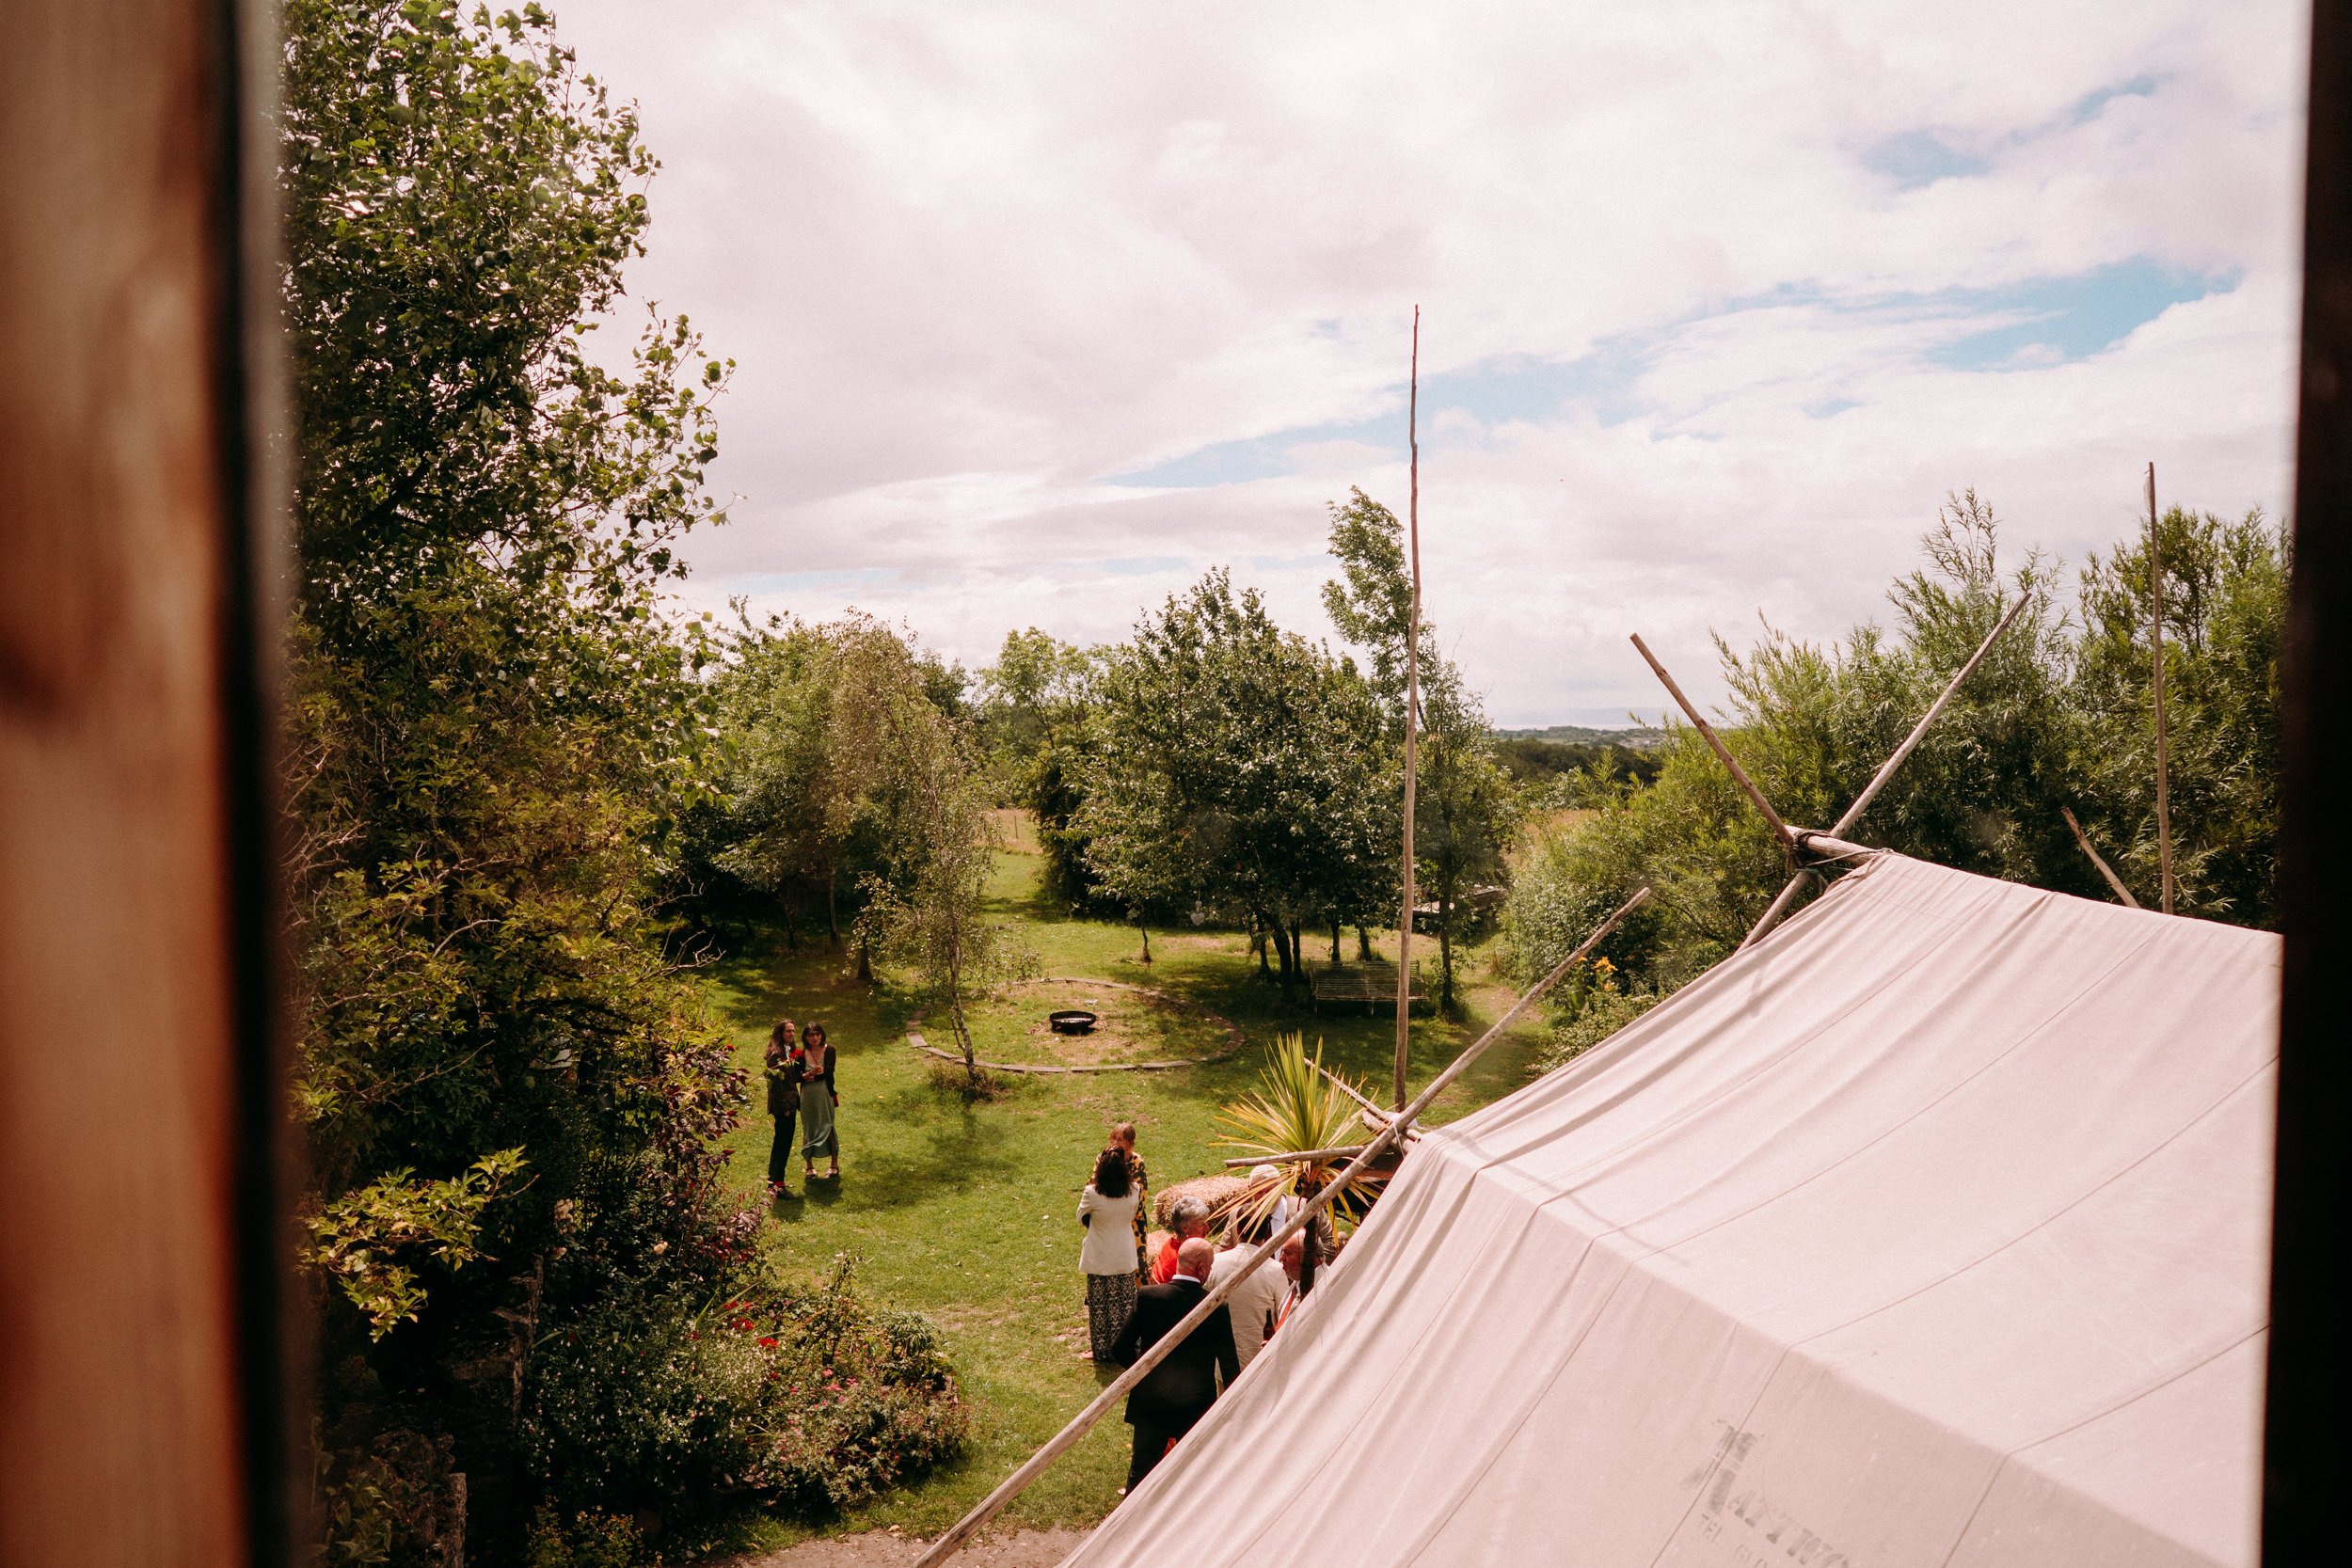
(555, 0, 2306, 724)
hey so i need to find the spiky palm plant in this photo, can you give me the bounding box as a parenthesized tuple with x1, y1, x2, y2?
(1216, 1033, 1387, 1232)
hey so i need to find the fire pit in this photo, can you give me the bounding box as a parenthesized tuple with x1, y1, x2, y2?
(1048, 1009, 1099, 1035)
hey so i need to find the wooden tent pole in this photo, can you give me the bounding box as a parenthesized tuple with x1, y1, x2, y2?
(2062, 806, 2142, 909)
(1629, 633, 1796, 848)
(911, 888, 1650, 1568)
(1317, 1061, 1420, 1140)
(2148, 463, 2175, 914)
(1394, 305, 1422, 1110)
(1740, 593, 2031, 949)
(1224, 1147, 1368, 1168)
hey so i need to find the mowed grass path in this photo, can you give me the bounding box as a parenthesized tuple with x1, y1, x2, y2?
(695, 816, 1547, 1550)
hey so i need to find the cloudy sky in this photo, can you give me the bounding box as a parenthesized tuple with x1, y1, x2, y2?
(556, 1, 2309, 725)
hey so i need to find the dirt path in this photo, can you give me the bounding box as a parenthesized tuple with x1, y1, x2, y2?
(736, 1528, 1089, 1568)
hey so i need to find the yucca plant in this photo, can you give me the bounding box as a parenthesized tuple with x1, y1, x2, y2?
(1216, 1033, 1387, 1235)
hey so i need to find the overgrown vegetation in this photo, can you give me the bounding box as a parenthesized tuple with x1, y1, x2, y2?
(282, 7, 961, 1560)
(1503, 492, 2288, 1057)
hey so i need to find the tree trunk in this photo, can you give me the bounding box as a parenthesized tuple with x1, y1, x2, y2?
(826, 864, 841, 947)
(1270, 921, 1295, 989)
(1252, 921, 1271, 978)
(781, 897, 799, 952)
(1329, 919, 1342, 965)
(1356, 924, 1375, 961)
(951, 996, 978, 1084)
(1291, 922, 1305, 982)
(855, 937, 873, 983)
(1438, 895, 1456, 1015)
(1136, 912, 1152, 965)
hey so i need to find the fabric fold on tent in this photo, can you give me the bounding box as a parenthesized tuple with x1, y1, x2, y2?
(1064, 856, 2275, 1568)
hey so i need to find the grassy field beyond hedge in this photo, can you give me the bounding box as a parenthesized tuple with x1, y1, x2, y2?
(692, 816, 1548, 1553)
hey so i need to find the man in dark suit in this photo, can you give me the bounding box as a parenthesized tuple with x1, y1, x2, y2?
(1110, 1235, 1239, 1490)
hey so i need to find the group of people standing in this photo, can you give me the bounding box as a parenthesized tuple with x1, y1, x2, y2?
(1077, 1128, 1311, 1492)
(764, 1019, 841, 1194)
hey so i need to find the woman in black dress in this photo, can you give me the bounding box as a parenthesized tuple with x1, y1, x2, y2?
(764, 1020, 803, 1195)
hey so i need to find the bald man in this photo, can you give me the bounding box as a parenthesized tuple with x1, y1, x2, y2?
(1108, 1235, 1240, 1491)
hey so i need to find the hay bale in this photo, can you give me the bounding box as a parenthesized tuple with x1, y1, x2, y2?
(1154, 1173, 1247, 1227)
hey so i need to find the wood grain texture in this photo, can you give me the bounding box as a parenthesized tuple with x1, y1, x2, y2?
(0, 3, 253, 1563)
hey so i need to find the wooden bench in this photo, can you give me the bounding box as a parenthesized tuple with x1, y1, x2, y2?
(1310, 962, 1425, 1014)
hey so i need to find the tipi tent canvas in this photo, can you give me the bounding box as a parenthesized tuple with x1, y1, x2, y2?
(1067, 855, 2276, 1568)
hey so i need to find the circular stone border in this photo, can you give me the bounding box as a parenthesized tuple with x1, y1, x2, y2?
(905, 976, 1246, 1074)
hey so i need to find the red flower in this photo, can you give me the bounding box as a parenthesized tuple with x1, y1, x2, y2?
(757, 1336, 777, 1349)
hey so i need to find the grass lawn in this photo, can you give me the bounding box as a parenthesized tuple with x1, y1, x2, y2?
(690, 817, 1549, 1553)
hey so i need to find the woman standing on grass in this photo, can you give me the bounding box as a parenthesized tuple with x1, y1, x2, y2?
(764, 1021, 803, 1195)
(798, 1022, 840, 1180)
(1111, 1122, 1150, 1278)
(1079, 1145, 1142, 1361)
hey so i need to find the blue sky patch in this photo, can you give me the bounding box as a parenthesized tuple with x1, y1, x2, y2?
(1922, 259, 2233, 371)
(1861, 131, 1994, 190)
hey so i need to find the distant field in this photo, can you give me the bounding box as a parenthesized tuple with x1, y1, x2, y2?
(687, 816, 1550, 1554)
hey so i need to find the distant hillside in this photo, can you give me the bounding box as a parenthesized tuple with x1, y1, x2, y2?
(1490, 723, 1667, 751)
(1487, 729, 1664, 789)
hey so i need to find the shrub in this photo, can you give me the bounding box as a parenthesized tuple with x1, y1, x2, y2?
(523, 1259, 965, 1520)
(1534, 959, 1665, 1074)
(525, 1508, 645, 1568)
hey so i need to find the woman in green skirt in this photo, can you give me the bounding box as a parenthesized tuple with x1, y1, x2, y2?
(798, 1021, 840, 1180)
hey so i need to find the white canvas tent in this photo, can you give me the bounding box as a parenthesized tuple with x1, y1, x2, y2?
(1066, 855, 2276, 1568)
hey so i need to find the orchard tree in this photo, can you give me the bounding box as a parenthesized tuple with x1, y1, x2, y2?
(1080, 571, 1392, 991)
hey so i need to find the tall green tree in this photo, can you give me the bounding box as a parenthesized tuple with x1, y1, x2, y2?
(1322, 489, 1512, 1010)
(702, 612, 975, 954)
(281, 1, 752, 1552)
(2074, 507, 2287, 919)
(1079, 571, 1392, 989)
(973, 629, 1114, 915)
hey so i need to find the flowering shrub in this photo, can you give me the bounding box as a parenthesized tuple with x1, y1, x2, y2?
(523, 1259, 965, 1519)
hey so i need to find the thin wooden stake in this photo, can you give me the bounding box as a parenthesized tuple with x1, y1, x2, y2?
(1317, 1061, 1420, 1140)
(2062, 806, 2142, 909)
(1223, 1146, 1369, 1168)
(2148, 463, 2175, 914)
(1629, 634, 1797, 848)
(1740, 593, 2031, 949)
(1395, 306, 1422, 1110)
(911, 888, 1651, 1568)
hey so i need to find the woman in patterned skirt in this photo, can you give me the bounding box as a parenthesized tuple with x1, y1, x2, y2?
(1078, 1145, 1143, 1361)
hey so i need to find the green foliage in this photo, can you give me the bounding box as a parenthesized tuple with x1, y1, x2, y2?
(2074, 506, 2288, 917)
(1533, 958, 1662, 1073)
(1323, 491, 1515, 1009)
(1078, 571, 1394, 983)
(1216, 1034, 1381, 1225)
(696, 613, 973, 948)
(524, 1508, 645, 1568)
(523, 1261, 966, 1518)
(280, 2, 771, 1555)
(316, 1429, 467, 1568)
(1502, 491, 2287, 1022)
(974, 630, 1112, 911)
(306, 1149, 530, 1338)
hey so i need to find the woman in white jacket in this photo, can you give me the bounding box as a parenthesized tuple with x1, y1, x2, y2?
(1078, 1145, 1143, 1362)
